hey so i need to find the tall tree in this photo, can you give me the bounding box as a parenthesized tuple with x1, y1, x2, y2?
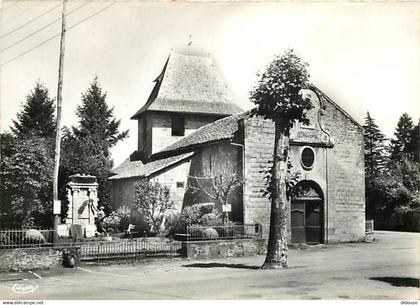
(363, 112, 387, 177)
(408, 120, 420, 162)
(11, 82, 56, 138)
(61, 77, 128, 212)
(0, 133, 54, 228)
(250, 49, 312, 269)
(390, 113, 415, 161)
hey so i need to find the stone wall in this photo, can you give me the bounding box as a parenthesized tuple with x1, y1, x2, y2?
(0, 248, 60, 272)
(151, 112, 219, 154)
(111, 159, 191, 219)
(184, 142, 243, 222)
(182, 238, 266, 259)
(243, 116, 273, 239)
(151, 160, 191, 212)
(243, 90, 365, 243)
(111, 177, 138, 210)
(322, 99, 365, 242)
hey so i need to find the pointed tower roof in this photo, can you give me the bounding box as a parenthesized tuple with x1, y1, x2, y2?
(131, 53, 242, 119)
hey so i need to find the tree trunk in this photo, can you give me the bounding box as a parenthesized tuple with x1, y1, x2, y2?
(261, 121, 289, 269)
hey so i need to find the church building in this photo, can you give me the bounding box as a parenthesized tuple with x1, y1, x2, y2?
(110, 53, 366, 244)
(109, 53, 242, 212)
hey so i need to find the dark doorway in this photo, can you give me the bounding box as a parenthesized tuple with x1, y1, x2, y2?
(291, 181, 324, 244)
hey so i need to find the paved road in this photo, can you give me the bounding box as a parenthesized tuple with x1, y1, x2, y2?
(0, 231, 418, 300)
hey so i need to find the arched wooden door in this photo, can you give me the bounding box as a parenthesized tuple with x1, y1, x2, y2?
(291, 181, 324, 244)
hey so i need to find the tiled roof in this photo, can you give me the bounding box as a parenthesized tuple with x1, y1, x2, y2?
(131, 53, 243, 119)
(151, 111, 251, 160)
(109, 152, 193, 180)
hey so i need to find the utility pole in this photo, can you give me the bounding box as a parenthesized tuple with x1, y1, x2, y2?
(187, 34, 192, 55)
(53, 0, 67, 243)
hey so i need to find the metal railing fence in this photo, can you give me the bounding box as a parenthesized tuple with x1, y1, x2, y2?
(365, 219, 374, 233)
(79, 239, 182, 265)
(0, 228, 55, 249)
(187, 223, 262, 241)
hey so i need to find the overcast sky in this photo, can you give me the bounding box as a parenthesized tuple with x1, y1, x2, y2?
(1, 0, 419, 167)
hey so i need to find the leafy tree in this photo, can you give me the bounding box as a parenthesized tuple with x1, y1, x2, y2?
(249, 49, 312, 268)
(369, 157, 420, 232)
(407, 120, 420, 162)
(363, 112, 387, 177)
(0, 133, 54, 228)
(11, 82, 56, 138)
(134, 179, 173, 234)
(61, 77, 128, 213)
(390, 113, 415, 161)
(186, 172, 242, 223)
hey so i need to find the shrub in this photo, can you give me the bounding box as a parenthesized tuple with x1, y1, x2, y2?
(166, 203, 237, 239)
(101, 206, 136, 233)
(102, 212, 121, 232)
(201, 227, 219, 239)
(201, 213, 223, 226)
(24, 229, 45, 243)
(134, 179, 173, 233)
(166, 212, 188, 237)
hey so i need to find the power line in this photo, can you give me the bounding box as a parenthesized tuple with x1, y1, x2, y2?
(3, 1, 19, 11)
(1, 2, 63, 39)
(2, 1, 40, 26)
(1, 2, 116, 67)
(1, 1, 90, 52)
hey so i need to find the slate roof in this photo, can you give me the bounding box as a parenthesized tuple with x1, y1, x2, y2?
(131, 53, 243, 119)
(109, 152, 193, 180)
(150, 111, 251, 160)
(149, 84, 363, 161)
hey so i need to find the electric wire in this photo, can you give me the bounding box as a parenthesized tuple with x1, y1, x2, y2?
(1, 1, 90, 52)
(1, 2, 116, 67)
(1, 2, 63, 39)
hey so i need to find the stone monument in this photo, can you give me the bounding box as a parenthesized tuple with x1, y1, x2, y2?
(65, 174, 99, 238)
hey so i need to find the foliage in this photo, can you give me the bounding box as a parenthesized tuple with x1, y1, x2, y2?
(390, 113, 415, 161)
(166, 203, 226, 236)
(134, 179, 173, 233)
(250, 49, 311, 268)
(363, 112, 388, 177)
(186, 171, 242, 222)
(60, 77, 128, 213)
(262, 158, 301, 200)
(364, 111, 419, 230)
(250, 49, 312, 127)
(409, 122, 420, 162)
(366, 157, 420, 231)
(0, 133, 54, 228)
(102, 206, 133, 233)
(10, 82, 56, 139)
(200, 213, 223, 226)
(201, 227, 219, 239)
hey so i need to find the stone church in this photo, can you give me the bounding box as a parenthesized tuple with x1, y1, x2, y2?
(110, 52, 366, 244)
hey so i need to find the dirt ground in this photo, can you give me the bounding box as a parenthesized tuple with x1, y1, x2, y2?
(0, 230, 418, 300)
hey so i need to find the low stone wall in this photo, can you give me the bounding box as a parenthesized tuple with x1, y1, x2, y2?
(0, 246, 81, 272)
(182, 238, 266, 260)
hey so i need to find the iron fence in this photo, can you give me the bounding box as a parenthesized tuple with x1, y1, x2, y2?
(0, 228, 55, 249)
(365, 219, 374, 233)
(79, 239, 182, 265)
(187, 223, 262, 241)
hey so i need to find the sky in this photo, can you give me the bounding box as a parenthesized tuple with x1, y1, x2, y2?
(1, 0, 419, 167)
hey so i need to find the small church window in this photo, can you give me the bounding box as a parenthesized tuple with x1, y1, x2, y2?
(301, 147, 315, 170)
(171, 114, 185, 136)
(176, 182, 185, 188)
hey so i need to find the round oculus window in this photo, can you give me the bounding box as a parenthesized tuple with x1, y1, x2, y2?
(301, 147, 315, 169)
